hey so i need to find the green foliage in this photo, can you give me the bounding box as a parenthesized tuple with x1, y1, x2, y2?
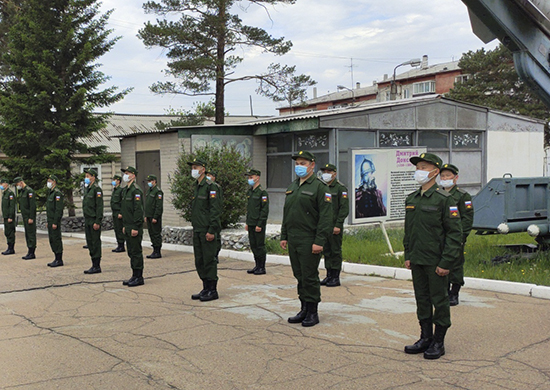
(256, 63, 317, 110)
(171, 143, 251, 228)
(155, 100, 217, 130)
(138, 0, 296, 124)
(0, 0, 130, 214)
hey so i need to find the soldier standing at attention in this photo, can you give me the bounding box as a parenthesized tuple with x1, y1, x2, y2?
(110, 174, 125, 253)
(320, 163, 349, 287)
(205, 170, 222, 263)
(245, 169, 269, 275)
(440, 164, 474, 306)
(280, 151, 333, 327)
(46, 175, 64, 268)
(82, 169, 103, 274)
(403, 153, 462, 360)
(1, 178, 16, 255)
(189, 158, 222, 302)
(145, 174, 163, 259)
(14, 177, 37, 260)
(121, 166, 145, 287)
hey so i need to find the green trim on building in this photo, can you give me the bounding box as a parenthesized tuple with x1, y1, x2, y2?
(177, 126, 254, 138)
(254, 118, 320, 135)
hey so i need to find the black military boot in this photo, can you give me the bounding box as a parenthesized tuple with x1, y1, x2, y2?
(200, 280, 219, 301)
(2, 243, 15, 255)
(22, 247, 36, 260)
(47, 253, 64, 267)
(302, 302, 320, 327)
(424, 325, 448, 359)
(320, 269, 332, 286)
(84, 258, 101, 274)
(128, 269, 144, 287)
(123, 269, 138, 286)
(247, 258, 259, 274)
(404, 320, 433, 354)
(449, 284, 461, 306)
(191, 280, 207, 300)
(288, 299, 307, 323)
(112, 242, 125, 253)
(253, 256, 266, 275)
(326, 269, 341, 287)
(148, 247, 162, 259)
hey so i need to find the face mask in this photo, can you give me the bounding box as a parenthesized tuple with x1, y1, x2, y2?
(16, 185, 22, 190)
(191, 169, 201, 179)
(148, 182, 153, 188)
(123, 174, 130, 182)
(247, 179, 255, 186)
(440, 179, 454, 188)
(47, 182, 53, 189)
(206, 176, 213, 181)
(111, 181, 117, 186)
(295, 165, 308, 178)
(413, 169, 434, 185)
(321, 173, 333, 182)
(84, 177, 91, 185)
(0, 185, 4, 191)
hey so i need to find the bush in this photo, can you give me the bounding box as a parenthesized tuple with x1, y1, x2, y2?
(170, 143, 251, 228)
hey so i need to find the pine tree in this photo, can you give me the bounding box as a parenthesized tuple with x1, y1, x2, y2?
(0, 0, 130, 215)
(138, 0, 296, 124)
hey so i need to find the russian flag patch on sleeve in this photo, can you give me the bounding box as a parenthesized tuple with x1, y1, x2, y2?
(262, 196, 268, 202)
(342, 191, 348, 199)
(135, 194, 141, 200)
(210, 191, 216, 198)
(465, 200, 472, 209)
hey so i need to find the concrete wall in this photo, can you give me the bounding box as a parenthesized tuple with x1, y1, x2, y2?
(486, 112, 545, 179)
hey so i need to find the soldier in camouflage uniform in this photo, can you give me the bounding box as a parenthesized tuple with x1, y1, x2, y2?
(82, 169, 103, 274)
(205, 170, 223, 263)
(1, 178, 16, 255)
(245, 169, 269, 275)
(110, 174, 125, 253)
(145, 174, 164, 259)
(14, 177, 37, 260)
(46, 174, 64, 267)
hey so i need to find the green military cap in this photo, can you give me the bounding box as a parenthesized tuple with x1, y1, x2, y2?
(320, 163, 337, 172)
(84, 168, 99, 177)
(292, 150, 316, 162)
(48, 174, 59, 182)
(0, 177, 9, 184)
(13, 176, 23, 184)
(146, 174, 157, 181)
(205, 170, 217, 178)
(112, 174, 122, 181)
(245, 169, 261, 176)
(187, 158, 207, 167)
(121, 166, 137, 174)
(441, 163, 459, 175)
(410, 153, 442, 168)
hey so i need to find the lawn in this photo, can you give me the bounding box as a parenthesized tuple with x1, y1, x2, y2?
(266, 228, 550, 286)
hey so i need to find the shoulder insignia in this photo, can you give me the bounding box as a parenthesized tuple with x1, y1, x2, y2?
(436, 188, 451, 197)
(135, 193, 141, 200)
(285, 190, 293, 195)
(465, 200, 473, 209)
(325, 192, 332, 202)
(449, 206, 460, 218)
(262, 195, 268, 202)
(210, 190, 216, 198)
(457, 187, 467, 194)
(342, 191, 348, 199)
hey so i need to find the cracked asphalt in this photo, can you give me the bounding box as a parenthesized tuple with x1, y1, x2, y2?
(1, 231, 549, 389)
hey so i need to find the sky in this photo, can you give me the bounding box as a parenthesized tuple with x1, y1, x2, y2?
(97, 0, 499, 117)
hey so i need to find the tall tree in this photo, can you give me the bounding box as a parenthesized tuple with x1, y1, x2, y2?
(155, 100, 217, 130)
(138, 0, 295, 124)
(0, 0, 130, 215)
(448, 44, 550, 139)
(0, 0, 22, 88)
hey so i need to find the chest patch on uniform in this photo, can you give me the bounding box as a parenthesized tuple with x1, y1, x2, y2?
(158, 194, 162, 199)
(55, 195, 61, 201)
(28, 193, 33, 198)
(406, 205, 415, 210)
(262, 196, 268, 202)
(135, 194, 141, 200)
(450, 206, 459, 218)
(285, 190, 293, 195)
(97, 192, 101, 198)
(342, 191, 348, 199)
(465, 200, 472, 209)
(325, 193, 332, 202)
(210, 190, 216, 198)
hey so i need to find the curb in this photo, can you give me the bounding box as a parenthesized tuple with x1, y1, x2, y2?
(10, 225, 550, 301)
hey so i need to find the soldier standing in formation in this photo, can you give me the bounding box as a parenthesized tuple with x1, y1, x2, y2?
(82, 168, 103, 274)
(121, 166, 145, 287)
(440, 163, 474, 306)
(319, 163, 349, 287)
(206, 170, 223, 263)
(1, 178, 16, 255)
(403, 153, 462, 360)
(280, 151, 333, 327)
(145, 174, 164, 259)
(189, 158, 222, 301)
(45, 175, 64, 268)
(245, 169, 269, 275)
(110, 174, 125, 253)
(14, 177, 37, 260)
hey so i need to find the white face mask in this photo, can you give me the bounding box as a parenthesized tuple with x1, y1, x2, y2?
(191, 169, 201, 179)
(47, 182, 53, 189)
(414, 169, 434, 185)
(123, 174, 130, 183)
(439, 179, 454, 188)
(16, 185, 22, 190)
(321, 173, 333, 182)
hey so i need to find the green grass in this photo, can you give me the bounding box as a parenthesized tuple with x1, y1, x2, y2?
(267, 228, 550, 286)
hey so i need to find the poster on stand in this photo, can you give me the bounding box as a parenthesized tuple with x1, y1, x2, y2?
(351, 147, 427, 224)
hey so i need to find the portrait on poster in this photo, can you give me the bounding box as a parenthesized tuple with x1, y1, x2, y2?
(354, 153, 388, 220)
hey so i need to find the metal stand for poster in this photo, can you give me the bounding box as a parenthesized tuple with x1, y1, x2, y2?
(379, 221, 397, 257)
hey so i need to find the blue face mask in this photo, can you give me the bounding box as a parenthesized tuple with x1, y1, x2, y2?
(248, 179, 255, 186)
(148, 182, 153, 188)
(111, 181, 117, 186)
(295, 165, 308, 178)
(0, 185, 4, 191)
(84, 177, 91, 185)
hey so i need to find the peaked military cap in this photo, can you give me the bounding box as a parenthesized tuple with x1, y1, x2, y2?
(410, 153, 442, 168)
(441, 163, 459, 175)
(112, 174, 122, 181)
(321, 163, 337, 172)
(292, 150, 316, 162)
(0, 177, 9, 184)
(146, 174, 157, 181)
(187, 158, 207, 167)
(245, 169, 261, 176)
(84, 168, 99, 177)
(13, 177, 23, 184)
(121, 166, 137, 174)
(205, 170, 217, 178)
(48, 174, 59, 182)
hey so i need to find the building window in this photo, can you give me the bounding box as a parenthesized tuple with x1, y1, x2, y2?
(418, 130, 449, 149)
(403, 89, 410, 99)
(455, 74, 470, 84)
(413, 81, 436, 95)
(379, 131, 413, 147)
